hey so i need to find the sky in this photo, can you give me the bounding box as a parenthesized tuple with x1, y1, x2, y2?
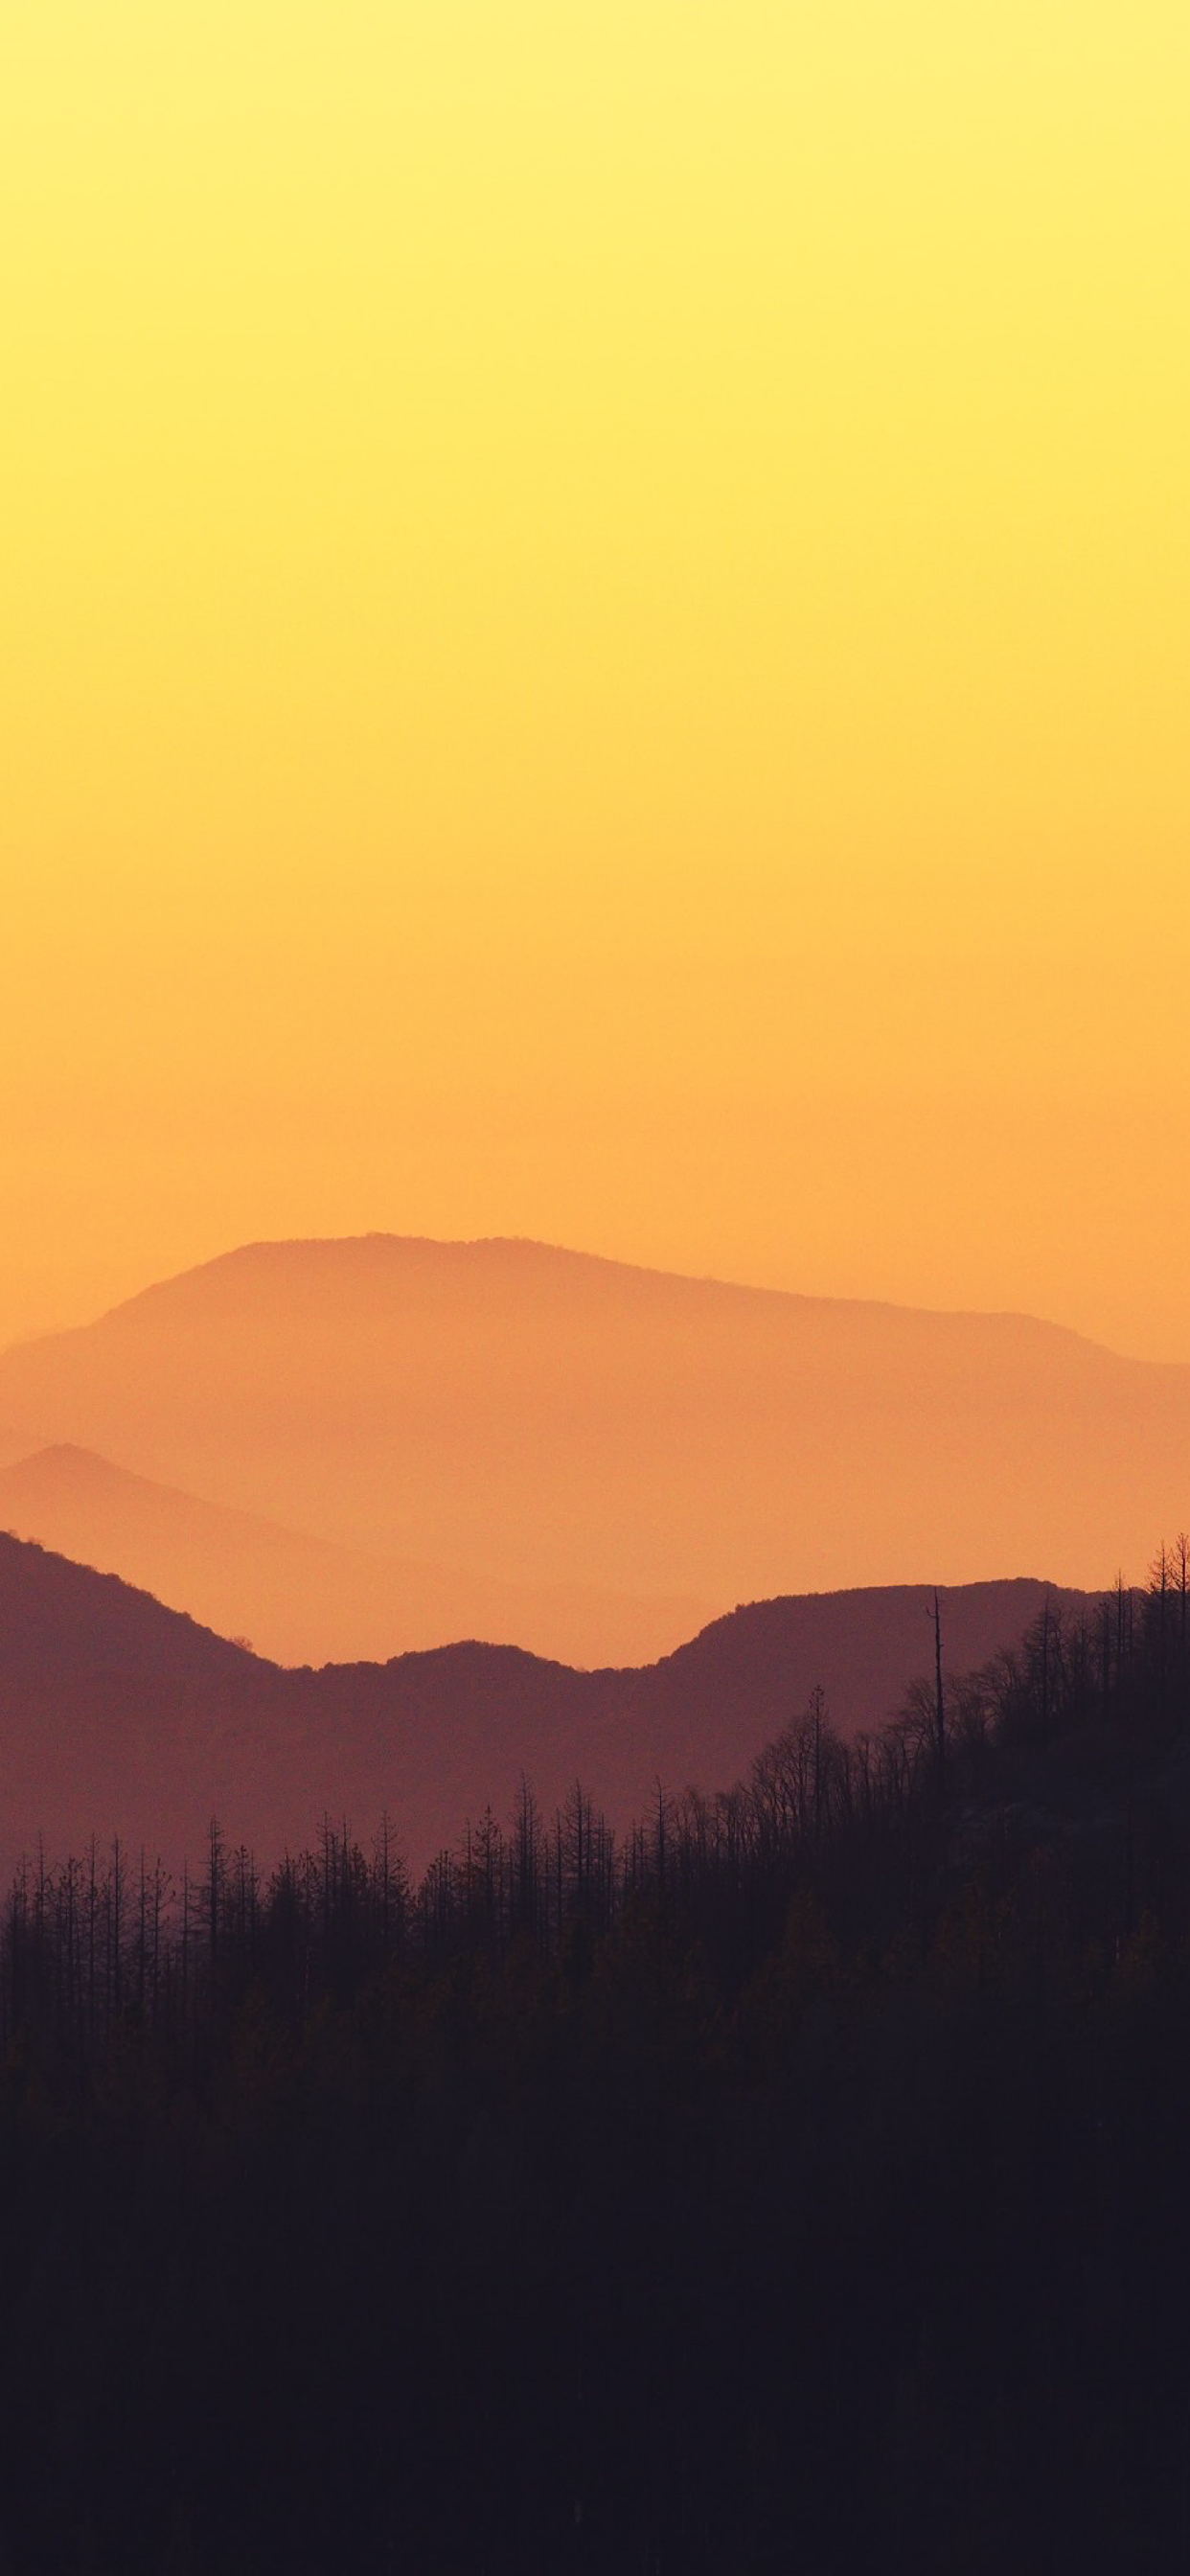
(2, 0, 1188, 1359)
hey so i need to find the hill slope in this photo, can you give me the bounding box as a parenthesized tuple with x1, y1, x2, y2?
(0, 1443, 711, 1668)
(0, 1237, 1181, 1668)
(0, 1531, 1079, 1874)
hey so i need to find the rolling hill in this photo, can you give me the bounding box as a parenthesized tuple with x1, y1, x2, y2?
(0, 1530, 1080, 1875)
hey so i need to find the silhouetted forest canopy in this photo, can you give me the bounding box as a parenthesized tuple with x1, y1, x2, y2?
(5, 1549, 1190, 2571)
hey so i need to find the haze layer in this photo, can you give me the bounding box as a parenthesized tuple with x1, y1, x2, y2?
(0, 1238, 1185, 1665)
(0, 1441, 710, 1669)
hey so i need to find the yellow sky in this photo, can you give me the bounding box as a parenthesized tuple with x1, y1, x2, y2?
(2, 0, 1187, 1357)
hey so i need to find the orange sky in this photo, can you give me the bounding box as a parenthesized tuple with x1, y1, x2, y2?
(3, 0, 1188, 1359)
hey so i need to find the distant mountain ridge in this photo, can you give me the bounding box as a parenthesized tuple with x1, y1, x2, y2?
(63, 1231, 1108, 1341)
(0, 1529, 1085, 1875)
(0, 1235, 1181, 1665)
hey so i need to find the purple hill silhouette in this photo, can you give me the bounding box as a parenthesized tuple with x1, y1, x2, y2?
(0, 1530, 1081, 1875)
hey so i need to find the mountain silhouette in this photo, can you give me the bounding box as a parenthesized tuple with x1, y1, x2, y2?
(0, 1236, 1183, 1665)
(0, 1529, 1079, 1874)
(0, 1442, 712, 1668)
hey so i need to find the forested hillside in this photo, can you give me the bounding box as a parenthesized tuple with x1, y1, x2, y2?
(2, 1554, 1190, 2571)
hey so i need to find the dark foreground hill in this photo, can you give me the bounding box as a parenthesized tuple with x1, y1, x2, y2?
(0, 1546, 1187, 2576)
(0, 1530, 1082, 1873)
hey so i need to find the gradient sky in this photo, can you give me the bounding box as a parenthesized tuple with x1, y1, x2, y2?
(3, 0, 1187, 1358)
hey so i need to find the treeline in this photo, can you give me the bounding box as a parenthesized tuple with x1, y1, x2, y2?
(2, 1551, 1190, 2571)
(5, 1548, 1190, 2049)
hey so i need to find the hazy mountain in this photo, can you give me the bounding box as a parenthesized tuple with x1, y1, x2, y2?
(0, 1530, 1080, 1874)
(0, 1442, 712, 1669)
(0, 1237, 1182, 1667)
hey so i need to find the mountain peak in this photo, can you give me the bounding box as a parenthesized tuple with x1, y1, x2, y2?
(83, 1231, 1097, 1347)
